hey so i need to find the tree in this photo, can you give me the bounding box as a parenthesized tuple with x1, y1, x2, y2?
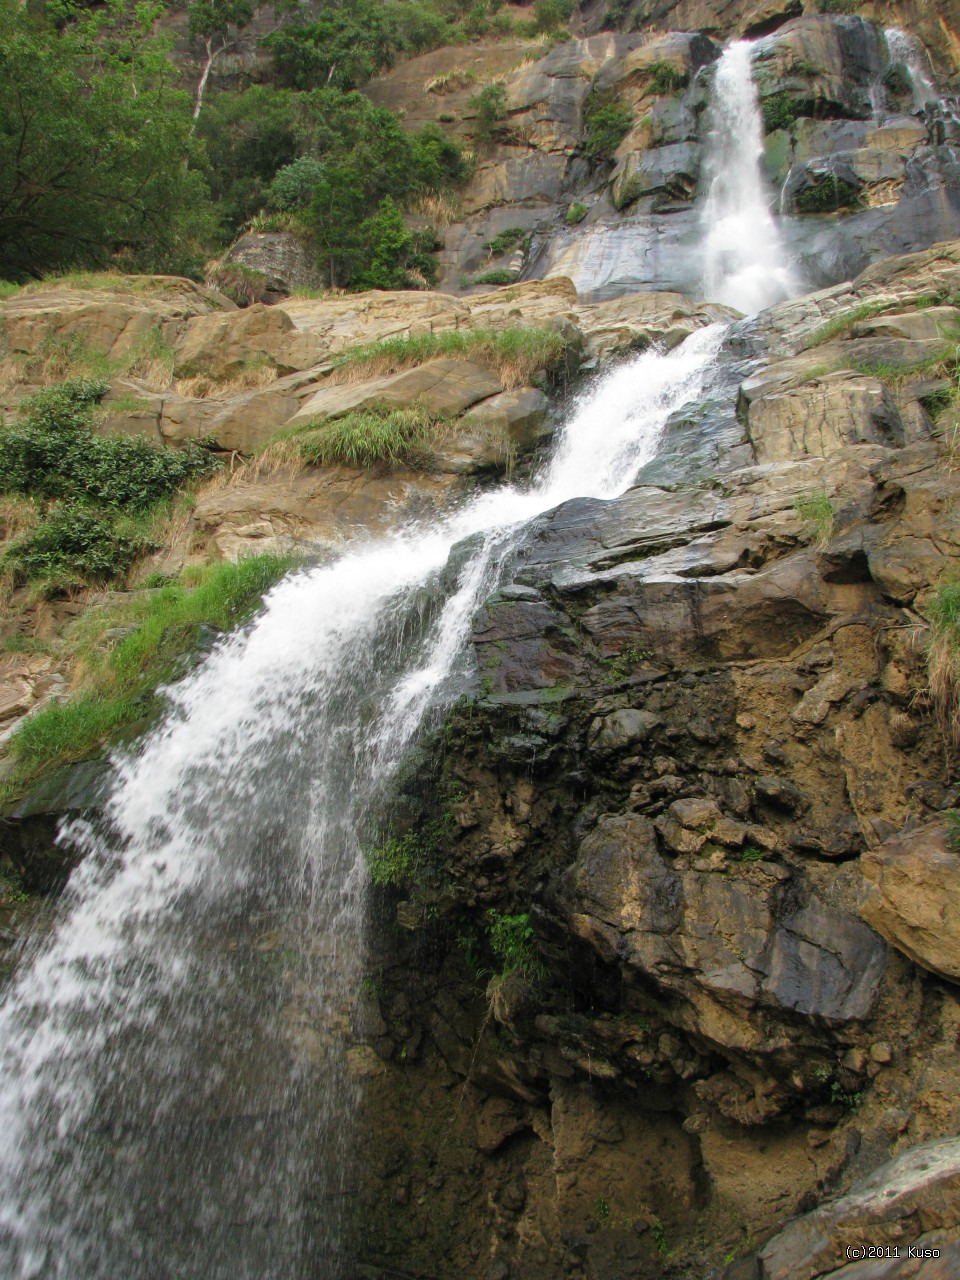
(0, 0, 213, 280)
(187, 0, 255, 121)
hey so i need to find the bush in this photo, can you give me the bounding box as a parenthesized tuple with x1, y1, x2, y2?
(533, 0, 574, 33)
(469, 83, 508, 145)
(583, 98, 633, 161)
(486, 910, 545, 980)
(565, 201, 589, 225)
(462, 269, 517, 287)
(268, 156, 327, 212)
(646, 61, 687, 95)
(4, 503, 143, 589)
(0, 381, 217, 511)
(484, 227, 527, 257)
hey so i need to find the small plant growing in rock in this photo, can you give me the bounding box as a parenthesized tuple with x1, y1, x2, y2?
(564, 202, 589, 225)
(739, 845, 766, 862)
(646, 61, 687, 95)
(944, 810, 960, 850)
(595, 1196, 610, 1221)
(653, 1219, 668, 1256)
(468, 83, 508, 145)
(486, 909, 545, 980)
(793, 489, 834, 546)
(583, 95, 632, 162)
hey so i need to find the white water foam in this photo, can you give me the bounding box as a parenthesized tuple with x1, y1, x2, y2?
(701, 40, 800, 314)
(885, 27, 939, 111)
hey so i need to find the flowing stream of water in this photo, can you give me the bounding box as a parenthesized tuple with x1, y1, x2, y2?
(0, 28, 813, 1272)
(0, 325, 727, 1276)
(701, 40, 800, 313)
(885, 26, 939, 111)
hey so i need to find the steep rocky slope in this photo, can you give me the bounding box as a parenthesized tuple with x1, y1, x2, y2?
(324, 241, 960, 1278)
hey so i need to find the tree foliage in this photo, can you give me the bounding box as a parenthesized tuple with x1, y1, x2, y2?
(0, 0, 213, 280)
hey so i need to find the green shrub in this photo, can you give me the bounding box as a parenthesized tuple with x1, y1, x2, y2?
(0, 381, 217, 511)
(462, 269, 517, 287)
(486, 909, 545, 980)
(761, 92, 806, 133)
(646, 61, 687, 95)
(583, 97, 632, 162)
(533, 0, 574, 33)
(4, 503, 143, 589)
(565, 202, 589, 225)
(268, 155, 327, 212)
(297, 405, 437, 468)
(469, 83, 508, 144)
(365, 831, 424, 887)
(484, 227, 527, 257)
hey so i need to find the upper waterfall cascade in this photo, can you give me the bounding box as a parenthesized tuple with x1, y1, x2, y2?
(701, 40, 801, 315)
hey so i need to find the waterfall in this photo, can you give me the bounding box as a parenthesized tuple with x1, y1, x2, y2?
(0, 325, 726, 1278)
(701, 40, 800, 314)
(885, 27, 939, 111)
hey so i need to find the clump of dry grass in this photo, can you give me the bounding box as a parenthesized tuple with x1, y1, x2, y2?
(408, 190, 465, 228)
(927, 579, 960, 747)
(0, 326, 176, 395)
(174, 356, 278, 400)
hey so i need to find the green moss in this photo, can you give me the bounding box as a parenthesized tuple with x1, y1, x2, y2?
(564, 202, 588, 225)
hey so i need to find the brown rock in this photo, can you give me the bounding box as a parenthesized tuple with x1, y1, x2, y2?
(860, 822, 960, 982)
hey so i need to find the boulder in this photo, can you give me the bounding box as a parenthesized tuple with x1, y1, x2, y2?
(564, 813, 886, 1051)
(860, 822, 960, 982)
(223, 231, 324, 299)
(290, 359, 504, 427)
(611, 143, 702, 210)
(757, 1137, 960, 1280)
(460, 387, 550, 453)
(174, 304, 326, 378)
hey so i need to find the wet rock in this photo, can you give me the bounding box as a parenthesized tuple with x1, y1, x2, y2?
(611, 142, 702, 210)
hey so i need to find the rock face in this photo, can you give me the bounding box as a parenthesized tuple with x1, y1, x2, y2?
(324, 240, 960, 1280)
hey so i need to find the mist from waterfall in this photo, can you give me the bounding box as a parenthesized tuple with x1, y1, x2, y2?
(0, 323, 726, 1278)
(701, 39, 800, 314)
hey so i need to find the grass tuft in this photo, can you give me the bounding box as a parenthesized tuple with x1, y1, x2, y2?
(927, 579, 960, 748)
(793, 489, 834, 546)
(6, 554, 294, 782)
(333, 325, 569, 391)
(295, 405, 439, 469)
(805, 302, 894, 349)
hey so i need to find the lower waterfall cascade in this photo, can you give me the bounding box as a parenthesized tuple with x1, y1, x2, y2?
(0, 325, 729, 1276)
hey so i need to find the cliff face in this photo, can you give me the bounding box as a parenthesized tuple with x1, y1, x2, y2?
(336, 241, 960, 1279)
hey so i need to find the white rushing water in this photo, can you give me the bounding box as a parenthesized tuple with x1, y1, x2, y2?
(0, 326, 726, 1278)
(885, 26, 939, 111)
(701, 40, 800, 314)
